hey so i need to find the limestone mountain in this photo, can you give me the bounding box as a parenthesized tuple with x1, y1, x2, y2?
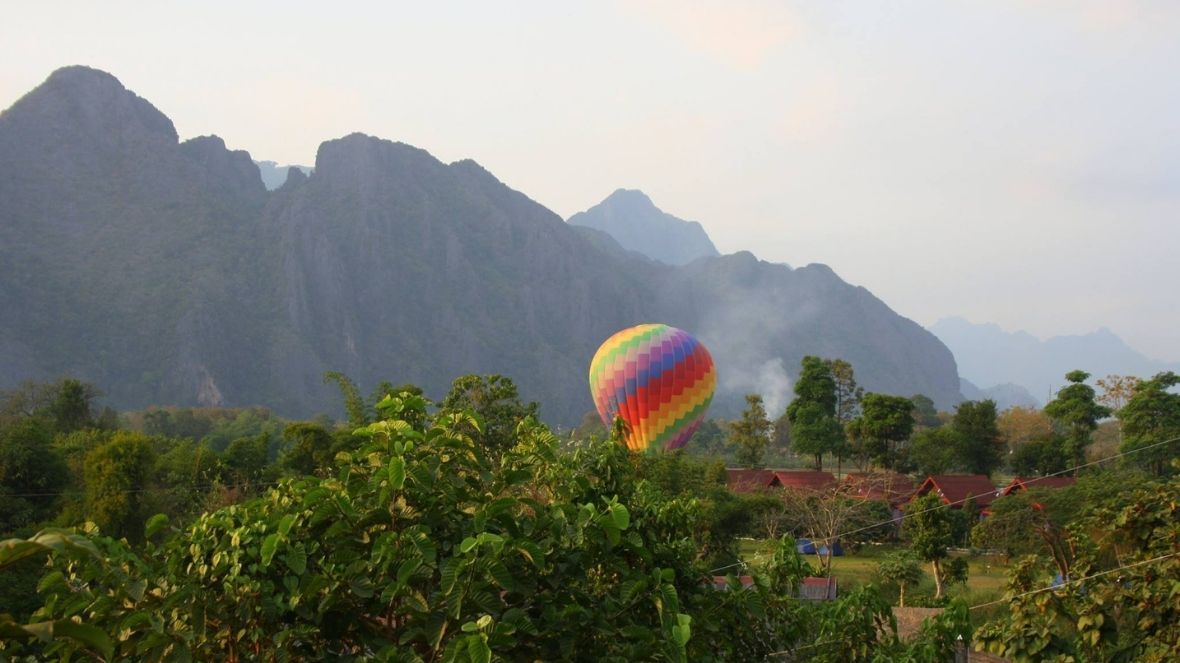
(0, 67, 964, 425)
(568, 189, 720, 266)
(959, 379, 1040, 410)
(255, 160, 313, 191)
(931, 317, 1180, 400)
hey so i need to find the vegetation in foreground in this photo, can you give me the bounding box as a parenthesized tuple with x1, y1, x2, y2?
(1, 366, 1178, 661)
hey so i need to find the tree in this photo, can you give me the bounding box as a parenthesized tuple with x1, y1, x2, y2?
(785, 357, 842, 471)
(323, 371, 368, 428)
(44, 378, 97, 433)
(779, 484, 871, 577)
(222, 434, 270, 484)
(876, 550, 924, 607)
(1118, 371, 1180, 476)
(728, 394, 772, 468)
(1044, 370, 1111, 473)
(849, 393, 914, 470)
(1095, 374, 1141, 414)
(82, 432, 154, 541)
(908, 427, 964, 476)
(0, 419, 68, 533)
(1007, 436, 1066, 476)
(910, 394, 941, 430)
(440, 374, 539, 459)
(827, 359, 864, 424)
(825, 359, 862, 473)
(903, 493, 957, 598)
(997, 406, 1053, 451)
(974, 475, 1180, 661)
(277, 423, 335, 476)
(951, 400, 1003, 476)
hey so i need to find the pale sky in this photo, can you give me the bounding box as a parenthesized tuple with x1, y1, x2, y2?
(3, 1, 1178, 361)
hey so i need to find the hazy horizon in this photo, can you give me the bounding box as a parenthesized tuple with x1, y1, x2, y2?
(3, 1, 1178, 362)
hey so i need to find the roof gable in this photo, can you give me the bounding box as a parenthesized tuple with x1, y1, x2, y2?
(769, 470, 837, 491)
(913, 474, 998, 507)
(1000, 476, 1077, 496)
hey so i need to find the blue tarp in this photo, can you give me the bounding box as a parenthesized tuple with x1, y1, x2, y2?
(796, 539, 844, 556)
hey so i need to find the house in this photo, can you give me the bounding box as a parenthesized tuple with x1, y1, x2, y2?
(999, 476, 1077, 497)
(725, 469, 776, 493)
(844, 471, 916, 506)
(768, 470, 837, 492)
(911, 475, 998, 515)
(798, 577, 838, 600)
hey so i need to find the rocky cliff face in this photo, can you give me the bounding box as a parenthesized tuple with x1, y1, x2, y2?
(568, 189, 720, 266)
(0, 67, 965, 424)
(0, 66, 271, 409)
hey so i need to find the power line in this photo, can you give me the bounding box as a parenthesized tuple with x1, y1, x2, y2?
(967, 551, 1179, 611)
(765, 551, 1180, 658)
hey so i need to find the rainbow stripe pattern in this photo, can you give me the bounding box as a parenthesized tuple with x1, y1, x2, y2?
(588, 323, 716, 453)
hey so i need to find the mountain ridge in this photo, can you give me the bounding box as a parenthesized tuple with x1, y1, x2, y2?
(568, 188, 721, 266)
(931, 316, 1180, 399)
(0, 66, 965, 424)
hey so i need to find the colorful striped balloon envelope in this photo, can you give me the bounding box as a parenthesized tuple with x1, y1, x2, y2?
(588, 324, 716, 453)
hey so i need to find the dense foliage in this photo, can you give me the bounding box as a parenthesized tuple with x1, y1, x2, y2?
(1, 389, 973, 661)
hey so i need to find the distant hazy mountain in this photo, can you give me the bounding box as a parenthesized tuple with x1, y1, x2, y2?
(255, 160, 313, 190)
(0, 66, 965, 424)
(568, 189, 720, 266)
(959, 378, 1040, 410)
(932, 317, 1180, 400)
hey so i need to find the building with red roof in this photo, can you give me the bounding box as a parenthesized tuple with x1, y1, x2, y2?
(999, 476, 1077, 497)
(911, 474, 999, 511)
(844, 472, 916, 506)
(768, 470, 837, 492)
(725, 469, 775, 493)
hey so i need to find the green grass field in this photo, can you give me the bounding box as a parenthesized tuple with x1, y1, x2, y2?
(736, 539, 1012, 619)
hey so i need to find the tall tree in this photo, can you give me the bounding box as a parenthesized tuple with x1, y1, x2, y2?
(83, 432, 154, 541)
(826, 359, 863, 424)
(1096, 373, 1141, 447)
(785, 356, 842, 471)
(952, 400, 1003, 476)
(849, 393, 914, 470)
(45, 378, 97, 433)
(825, 359, 862, 474)
(876, 550, 924, 607)
(1095, 374, 1141, 414)
(729, 394, 772, 469)
(997, 406, 1053, 451)
(1044, 370, 1111, 473)
(903, 493, 957, 598)
(1118, 371, 1180, 476)
(909, 394, 941, 430)
(908, 427, 964, 476)
(323, 371, 368, 428)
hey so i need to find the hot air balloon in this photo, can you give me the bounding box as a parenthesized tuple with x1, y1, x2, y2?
(588, 323, 716, 453)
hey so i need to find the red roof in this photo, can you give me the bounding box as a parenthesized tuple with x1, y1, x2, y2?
(912, 475, 998, 508)
(769, 470, 837, 492)
(799, 577, 839, 600)
(711, 575, 755, 590)
(1000, 476, 1077, 496)
(844, 472, 916, 505)
(726, 469, 775, 493)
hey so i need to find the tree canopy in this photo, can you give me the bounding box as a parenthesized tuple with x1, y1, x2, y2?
(786, 357, 843, 471)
